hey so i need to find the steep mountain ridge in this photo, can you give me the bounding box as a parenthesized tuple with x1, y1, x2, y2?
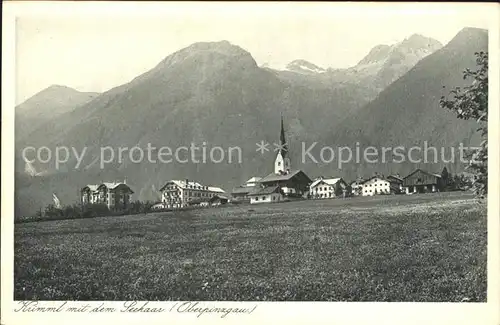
(272, 33, 443, 98)
(316, 27, 487, 178)
(340, 34, 444, 90)
(15, 85, 99, 141)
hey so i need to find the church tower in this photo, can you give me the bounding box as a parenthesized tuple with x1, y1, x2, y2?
(274, 114, 291, 175)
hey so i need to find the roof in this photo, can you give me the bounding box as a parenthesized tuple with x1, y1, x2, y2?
(310, 177, 343, 188)
(174, 180, 204, 189)
(159, 180, 205, 191)
(84, 182, 133, 193)
(387, 175, 403, 181)
(259, 169, 311, 183)
(159, 180, 226, 192)
(248, 185, 282, 196)
(360, 176, 388, 184)
(208, 186, 225, 193)
(403, 169, 442, 180)
(82, 184, 99, 191)
(100, 182, 134, 193)
(102, 182, 123, 189)
(246, 176, 262, 183)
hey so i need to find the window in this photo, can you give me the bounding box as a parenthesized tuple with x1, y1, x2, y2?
(262, 196, 265, 200)
(255, 197, 259, 201)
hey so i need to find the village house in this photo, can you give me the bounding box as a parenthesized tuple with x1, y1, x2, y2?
(387, 174, 404, 193)
(81, 181, 134, 209)
(350, 179, 364, 196)
(81, 184, 100, 204)
(258, 169, 311, 198)
(360, 176, 393, 196)
(230, 186, 253, 203)
(403, 169, 442, 194)
(159, 179, 226, 208)
(309, 177, 348, 199)
(248, 185, 284, 204)
(209, 195, 229, 206)
(230, 176, 262, 203)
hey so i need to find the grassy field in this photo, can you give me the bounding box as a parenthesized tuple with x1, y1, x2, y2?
(14, 192, 487, 301)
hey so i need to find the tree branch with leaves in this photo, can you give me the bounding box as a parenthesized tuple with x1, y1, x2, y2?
(440, 51, 488, 197)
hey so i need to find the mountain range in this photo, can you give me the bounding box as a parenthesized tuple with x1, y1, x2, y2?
(16, 85, 99, 142)
(324, 34, 444, 91)
(14, 27, 487, 217)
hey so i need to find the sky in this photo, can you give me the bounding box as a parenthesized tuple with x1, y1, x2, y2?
(14, 2, 492, 104)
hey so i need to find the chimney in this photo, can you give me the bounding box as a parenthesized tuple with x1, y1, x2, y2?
(185, 179, 189, 187)
(124, 177, 127, 184)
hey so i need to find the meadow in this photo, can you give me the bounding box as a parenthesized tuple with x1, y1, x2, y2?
(14, 192, 487, 301)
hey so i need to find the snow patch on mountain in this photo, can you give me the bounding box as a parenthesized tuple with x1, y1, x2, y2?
(285, 59, 326, 75)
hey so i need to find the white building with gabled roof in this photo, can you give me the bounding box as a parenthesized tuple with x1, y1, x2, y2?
(309, 177, 348, 199)
(360, 176, 391, 196)
(248, 185, 284, 204)
(81, 181, 133, 209)
(159, 179, 227, 208)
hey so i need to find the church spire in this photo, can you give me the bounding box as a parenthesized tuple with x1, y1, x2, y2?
(280, 112, 288, 157)
(274, 113, 291, 175)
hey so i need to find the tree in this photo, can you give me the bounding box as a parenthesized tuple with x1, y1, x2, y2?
(440, 51, 488, 197)
(452, 173, 473, 191)
(440, 167, 450, 191)
(334, 183, 344, 197)
(44, 204, 64, 219)
(441, 166, 449, 181)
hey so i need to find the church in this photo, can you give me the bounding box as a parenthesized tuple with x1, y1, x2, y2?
(247, 115, 312, 204)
